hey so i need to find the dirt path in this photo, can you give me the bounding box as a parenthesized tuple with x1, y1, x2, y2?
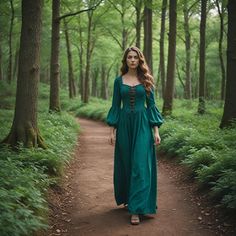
(46, 118, 226, 236)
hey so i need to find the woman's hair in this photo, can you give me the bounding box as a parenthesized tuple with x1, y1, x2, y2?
(120, 46, 155, 95)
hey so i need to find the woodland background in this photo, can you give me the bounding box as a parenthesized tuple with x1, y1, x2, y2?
(0, 0, 236, 235)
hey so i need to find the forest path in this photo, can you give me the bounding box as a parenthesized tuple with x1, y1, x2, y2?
(47, 118, 218, 236)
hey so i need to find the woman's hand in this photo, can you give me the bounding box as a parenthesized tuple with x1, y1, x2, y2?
(153, 126, 161, 146)
(108, 128, 116, 145)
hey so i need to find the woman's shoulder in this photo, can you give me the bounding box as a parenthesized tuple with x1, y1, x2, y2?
(114, 75, 122, 84)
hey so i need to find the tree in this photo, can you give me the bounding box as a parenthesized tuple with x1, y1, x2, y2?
(215, 0, 226, 100)
(197, 0, 207, 114)
(158, 0, 167, 98)
(7, 0, 14, 84)
(143, 0, 153, 72)
(49, 0, 61, 112)
(162, 0, 177, 115)
(220, 0, 236, 128)
(1, 0, 46, 148)
(63, 18, 76, 98)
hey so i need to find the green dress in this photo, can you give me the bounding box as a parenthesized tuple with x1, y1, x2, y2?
(106, 75, 163, 214)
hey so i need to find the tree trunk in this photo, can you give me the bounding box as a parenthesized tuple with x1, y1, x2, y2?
(63, 19, 76, 99)
(7, 0, 14, 84)
(77, 16, 84, 101)
(215, 0, 226, 101)
(143, 0, 153, 72)
(92, 68, 99, 97)
(159, 0, 167, 99)
(162, 0, 177, 115)
(0, 32, 3, 81)
(1, 0, 45, 148)
(49, 0, 61, 112)
(198, 0, 207, 114)
(135, 0, 143, 48)
(220, 0, 236, 128)
(183, 0, 192, 99)
(13, 42, 19, 80)
(84, 11, 93, 103)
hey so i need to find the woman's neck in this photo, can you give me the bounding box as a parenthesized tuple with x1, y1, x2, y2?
(127, 68, 137, 77)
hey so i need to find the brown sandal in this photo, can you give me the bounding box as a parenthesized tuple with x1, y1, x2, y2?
(131, 214, 140, 225)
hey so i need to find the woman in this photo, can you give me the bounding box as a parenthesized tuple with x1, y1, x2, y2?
(106, 46, 163, 225)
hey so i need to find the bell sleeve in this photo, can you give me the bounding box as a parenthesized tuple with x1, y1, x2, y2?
(106, 77, 121, 128)
(146, 88, 164, 128)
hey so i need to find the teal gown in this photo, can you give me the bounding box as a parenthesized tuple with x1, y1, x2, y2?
(106, 76, 163, 214)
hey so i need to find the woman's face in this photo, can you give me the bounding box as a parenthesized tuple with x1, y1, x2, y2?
(126, 50, 139, 70)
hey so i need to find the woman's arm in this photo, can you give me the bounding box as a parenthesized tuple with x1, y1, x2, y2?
(153, 126, 161, 146)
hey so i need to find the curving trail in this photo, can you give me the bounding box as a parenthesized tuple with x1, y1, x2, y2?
(46, 118, 221, 236)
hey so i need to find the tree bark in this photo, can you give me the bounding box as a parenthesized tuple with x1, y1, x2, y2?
(91, 68, 99, 97)
(7, 0, 14, 84)
(49, 0, 61, 112)
(220, 0, 236, 128)
(0, 32, 3, 81)
(135, 0, 143, 48)
(1, 0, 45, 148)
(215, 0, 226, 101)
(84, 10, 93, 103)
(197, 0, 207, 114)
(183, 0, 192, 99)
(143, 0, 152, 72)
(162, 0, 177, 115)
(63, 19, 76, 98)
(159, 0, 167, 98)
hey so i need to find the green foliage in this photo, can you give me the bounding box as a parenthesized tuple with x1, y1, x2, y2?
(0, 82, 79, 236)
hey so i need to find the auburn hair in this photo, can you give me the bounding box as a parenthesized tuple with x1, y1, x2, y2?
(120, 46, 155, 95)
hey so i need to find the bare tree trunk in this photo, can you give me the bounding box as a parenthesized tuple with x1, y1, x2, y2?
(183, 0, 192, 99)
(1, 0, 45, 148)
(49, 0, 61, 112)
(198, 0, 207, 114)
(7, 0, 14, 84)
(162, 0, 177, 115)
(13, 42, 19, 80)
(84, 11, 93, 103)
(220, 0, 236, 128)
(0, 33, 3, 81)
(215, 0, 226, 101)
(63, 19, 76, 98)
(143, 0, 152, 72)
(135, 0, 143, 48)
(159, 0, 167, 99)
(92, 68, 99, 97)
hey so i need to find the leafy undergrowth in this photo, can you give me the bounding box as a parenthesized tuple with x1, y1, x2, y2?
(0, 81, 79, 236)
(75, 97, 236, 212)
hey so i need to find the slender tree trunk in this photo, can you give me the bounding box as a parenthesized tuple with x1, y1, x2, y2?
(1, 0, 45, 148)
(49, 0, 61, 112)
(162, 0, 177, 115)
(135, 0, 142, 48)
(215, 0, 226, 101)
(7, 0, 14, 84)
(84, 11, 93, 103)
(143, 0, 153, 72)
(13, 42, 19, 80)
(91, 68, 99, 97)
(77, 16, 84, 101)
(63, 19, 76, 98)
(0, 33, 3, 81)
(198, 0, 207, 114)
(220, 0, 236, 128)
(159, 0, 167, 99)
(183, 0, 192, 99)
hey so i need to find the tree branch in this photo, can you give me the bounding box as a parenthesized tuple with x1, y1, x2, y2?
(58, 0, 103, 21)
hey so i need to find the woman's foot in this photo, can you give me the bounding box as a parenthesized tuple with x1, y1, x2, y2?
(130, 214, 140, 225)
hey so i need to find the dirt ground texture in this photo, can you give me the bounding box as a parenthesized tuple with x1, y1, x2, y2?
(45, 118, 236, 236)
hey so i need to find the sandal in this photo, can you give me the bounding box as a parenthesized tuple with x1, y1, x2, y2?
(130, 214, 140, 225)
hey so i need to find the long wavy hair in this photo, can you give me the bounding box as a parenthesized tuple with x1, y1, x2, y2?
(120, 46, 155, 95)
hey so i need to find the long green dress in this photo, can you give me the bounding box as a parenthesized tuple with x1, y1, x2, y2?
(106, 75, 163, 214)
